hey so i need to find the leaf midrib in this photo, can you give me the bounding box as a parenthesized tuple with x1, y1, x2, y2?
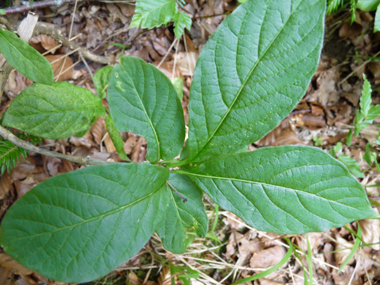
(190, 0, 300, 161)
(123, 66, 161, 161)
(177, 170, 366, 211)
(7, 185, 165, 243)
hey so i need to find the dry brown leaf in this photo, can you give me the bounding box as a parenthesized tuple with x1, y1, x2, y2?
(339, 22, 362, 39)
(104, 133, 117, 153)
(306, 69, 339, 107)
(332, 266, 362, 285)
(173, 51, 198, 76)
(335, 236, 354, 267)
(15, 279, 33, 285)
(33, 35, 59, 53)
(60, 160, 74, 173)
(5, 70, 33, 98)
(116, 3, 135, 16)
(45, 54, 75, 81)
(0, 172, 13, 200)
(0, 266, 13, 285)
(43, 156, 62, 177)
(158, 266, 172, 285)
(0, 252, 33, 276)
(250, 245, 286, 269)
(359, 209, 380, 250)
(128, 271, 141, 285)
(90, 117, 105, 145)
(227, 213, 246, 230)
(106, 3, 129, 24)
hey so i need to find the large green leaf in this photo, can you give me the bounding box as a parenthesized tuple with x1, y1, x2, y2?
(177, 146, 376, 234)
(186, 0, 325, 163)
(357, 0, 380, 11)
(108, 56, 185, 164)
(157, 173, 208, 253)
(0, 163, 170, 283)
(0, 29, 53, 85)
(130, 0, 177, 29)
(2, 82, 105, 139)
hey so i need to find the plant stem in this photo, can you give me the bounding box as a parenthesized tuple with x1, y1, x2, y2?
(0, 126, 112, 165)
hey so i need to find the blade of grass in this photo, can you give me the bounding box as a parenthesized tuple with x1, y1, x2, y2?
(232, 238, 293, 285)
(306, 234, 313, 285)
(338, 223, 362, 273)
(210, 204, 219, 235)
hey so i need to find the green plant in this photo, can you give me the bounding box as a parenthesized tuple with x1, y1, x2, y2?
(130, 0, 191, 38)
(0, 0, 378, 283)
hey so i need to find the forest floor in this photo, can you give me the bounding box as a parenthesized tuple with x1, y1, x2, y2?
(1, 0, 380, 284)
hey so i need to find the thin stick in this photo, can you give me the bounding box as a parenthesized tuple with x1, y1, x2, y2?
(157, 39, 177, 69)
(0, 126, 111, 165)
(79, 51, 93, 79)
(167, 181, 187, 203)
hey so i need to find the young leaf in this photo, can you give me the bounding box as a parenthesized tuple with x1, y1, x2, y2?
(360, 75, 372, 118)
(337, 154, 365, 178)
(108, 56, 185, 164)
(0, 163, 170, 283)
(173, 12, 192, 39)
(105, 114, 130, 161)
(357, 0, 380, 11)
(375, 4, 380, 32)
(177, 146, 376, 234)
(186, 0, 326, 163)
(0, 9, 5, 15)
(157, 173, 208, 254)
(93, 66, 113, 99)
(130, 0, 177, 29)
(0, 29, 53, 85)
(2, 82, 105, 139)
(172, 77, 184, 100)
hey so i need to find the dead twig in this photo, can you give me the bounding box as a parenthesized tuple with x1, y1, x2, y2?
(0, 126, 112, 165)
(33, 22, 112, 64)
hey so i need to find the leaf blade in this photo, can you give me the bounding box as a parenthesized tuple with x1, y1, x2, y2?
(177, 146, 376, 234)
(131, 0, 177, 29)
(0, 163, 170, 283)
(2, 82, 105, 139)
(157, 173, 208, 253)
(187, 0, 326, 163)
(0, 29, 54, 85)
(108, 56, 185, 163)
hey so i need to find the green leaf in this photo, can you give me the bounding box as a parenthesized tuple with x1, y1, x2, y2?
(232, 238, 293, 285)
(176, 146, 376, 234)
(172, 77, 184, 100)
(357, 0, 380, 11)
(93, 66, 113, 99)
(173, 12, 192, 39)
(131, 0, 177, 29)
(0, 29, 53, 85)
(360, 75, 372, 118)
(346, 129, 353, 146)
(0, 163, 170, 283)
(105, 114, 130, 161)
(2, 82, 105, 139)
(327, 0, 345, 14)
(0, 9, 5, 15)
(338, 154, 365, 178)
(157, 173, 208, 253)
(108, 56, 185, 164)
(186, 0, 326, 163)
(375, 4, 380, 32)
(363, 143, 374, 165)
